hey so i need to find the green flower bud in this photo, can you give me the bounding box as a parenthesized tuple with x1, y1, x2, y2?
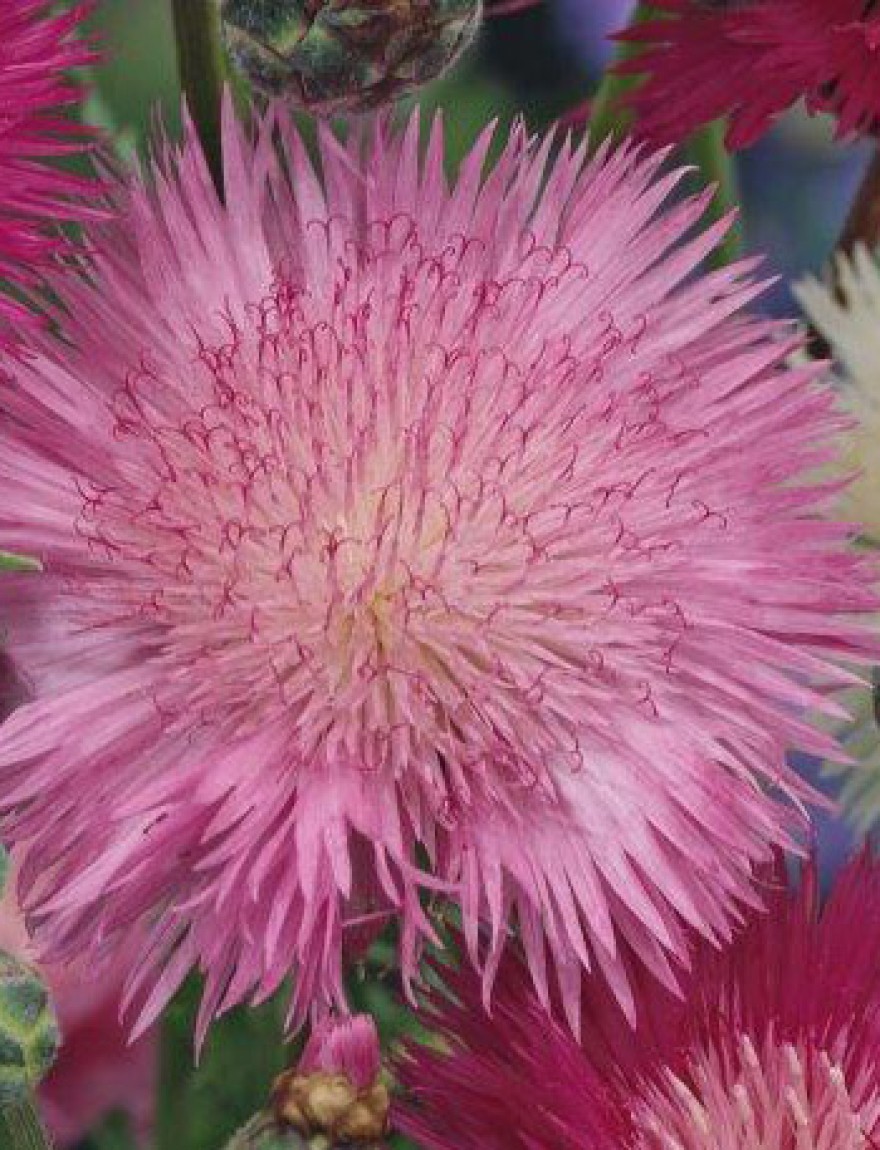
(226, 1113, 387, 1150)
(0, 952, 59, 1108)
(221, 0, 481, 113)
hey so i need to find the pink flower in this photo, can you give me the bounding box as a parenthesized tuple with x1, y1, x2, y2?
(397, 852, 880, 1149)
(0, 1, 99, 359)
(0, 103, 873, 1044)
(0, 868, 156, 1146)
(299, 1016, 382, 1092)
(274, 1013, 390, 1140)
(618, 0, 880, 149)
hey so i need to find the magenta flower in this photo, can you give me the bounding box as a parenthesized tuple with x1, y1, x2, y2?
(299, 1015, 383, 1092)
(0, 104, 873, 1044)
(618, 0, 880, 149)
(0, 1, 98, 359)
(398, 853, 880, 1150)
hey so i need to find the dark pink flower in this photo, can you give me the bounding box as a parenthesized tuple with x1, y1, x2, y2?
(398, 853, 880, 1149)
(299, 1015, 382, 1092)
(619, 0, 880, 149)
(0, 868, 156, 1146)
(0, 1, 98, 358)
(0, 104, 873, 1045)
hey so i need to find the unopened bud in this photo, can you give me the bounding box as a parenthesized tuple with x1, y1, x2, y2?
(221, 0, 481, 113)
(274, 1015, 389, 1143)
(0, 951, 59, 1107)
(227, 1105, 388, 1150)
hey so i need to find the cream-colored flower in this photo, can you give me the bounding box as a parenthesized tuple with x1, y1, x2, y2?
(796, 248, 880, 831)
(795, 243, 880, 543)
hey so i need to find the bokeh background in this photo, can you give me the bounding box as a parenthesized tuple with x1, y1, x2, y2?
(66, 2, 870, 1146)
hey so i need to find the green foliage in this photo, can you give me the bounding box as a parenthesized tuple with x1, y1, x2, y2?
(85, 0, 182, 151)
(153, 977, 289, 1150)
(86, 1112, 141, 1150)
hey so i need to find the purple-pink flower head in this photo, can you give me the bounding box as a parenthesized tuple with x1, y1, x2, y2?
(0, 103, 873, 1044)
(299, 1015, 382, 1092)
(398, 854, 880, 1150)
(0, 1, 98, 358)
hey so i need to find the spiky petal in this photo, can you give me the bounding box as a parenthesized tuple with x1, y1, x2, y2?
(619, 0, 880, 149)
(397, 853, 880, 1150)
(0, 1, 99, 358)
(0, 103, 874, 1044)
(298, 1016, 382, 1093)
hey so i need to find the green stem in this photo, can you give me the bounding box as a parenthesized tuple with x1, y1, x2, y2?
(685, 119, 742, 269)
(154, 1009, 192, 1150)
(170, 0, 226, 197)
(2, 1095, 54, 1150)
(588, 3, 659, 150)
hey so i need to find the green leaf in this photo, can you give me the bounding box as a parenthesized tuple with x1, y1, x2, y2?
(154, 977, 289, 1150)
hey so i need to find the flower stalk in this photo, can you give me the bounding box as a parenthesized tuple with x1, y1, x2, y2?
(685, 119, 742, 269)
(171, 0, 225, 197)
(588, 2, 659, 148)
(2, 1096, 54, 1150)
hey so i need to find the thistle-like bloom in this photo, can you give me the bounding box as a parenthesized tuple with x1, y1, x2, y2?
(0, 104, 874, 1043)
(0, 1, 98, 358)
(619, 1, 880, 149)
(273, 1014, 390, 1142)
(0, 871, 156, 1146)
(398, 853, 880, 1150)
(297, 1015, 383, 1091)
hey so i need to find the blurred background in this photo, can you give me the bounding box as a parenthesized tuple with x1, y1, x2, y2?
(65, 2, 869, 1146)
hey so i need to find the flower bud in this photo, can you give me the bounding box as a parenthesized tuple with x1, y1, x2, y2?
(273, 1015, 389, 1144)
(220, 0, 481, 113)
(227, 1111, 388, 1149)
(0, 951, 59, 1107)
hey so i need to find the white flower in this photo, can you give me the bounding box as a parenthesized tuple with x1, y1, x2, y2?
(796, 243, 880, 543)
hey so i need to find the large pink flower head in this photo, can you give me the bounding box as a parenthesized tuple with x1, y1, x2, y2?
(0, 103, 874, 1043)
(398, 853, 880, 1150)
(618, 0, 880, 149)
(0, 1, 98, 358)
